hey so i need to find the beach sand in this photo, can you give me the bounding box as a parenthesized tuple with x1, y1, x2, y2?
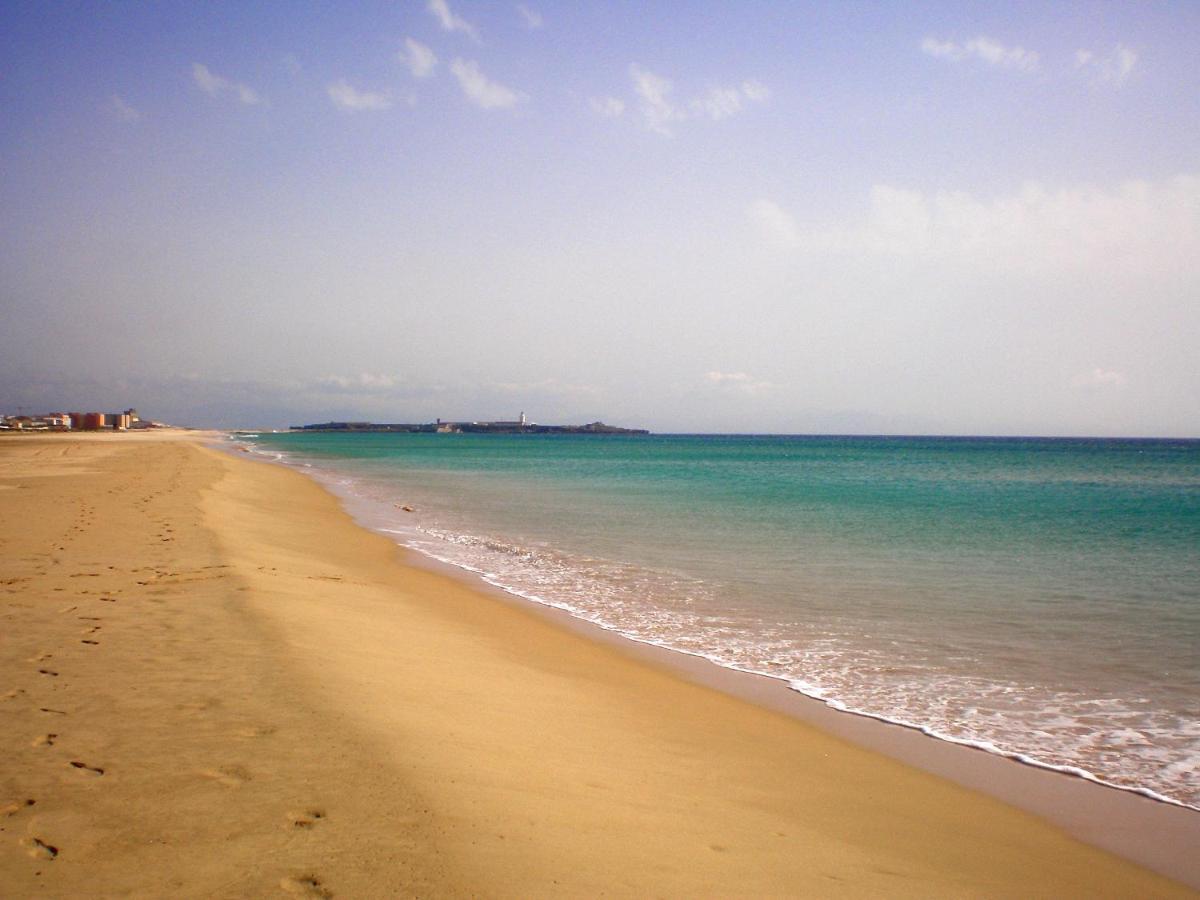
(0, 434, 1194, 897)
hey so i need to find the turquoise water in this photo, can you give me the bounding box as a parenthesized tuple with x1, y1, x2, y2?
(239, 432, 1200, 808)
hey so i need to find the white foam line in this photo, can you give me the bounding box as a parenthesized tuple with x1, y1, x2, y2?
(394, 537, 1200, 814)
(246, 441, 1200, 816)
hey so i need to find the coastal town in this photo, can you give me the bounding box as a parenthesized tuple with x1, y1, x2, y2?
(0, 408, 165, 432)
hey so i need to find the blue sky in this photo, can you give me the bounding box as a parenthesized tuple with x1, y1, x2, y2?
(2, 1, 1198, 434)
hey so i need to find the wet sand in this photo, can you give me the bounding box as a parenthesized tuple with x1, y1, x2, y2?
(1, 434, 1195, 897)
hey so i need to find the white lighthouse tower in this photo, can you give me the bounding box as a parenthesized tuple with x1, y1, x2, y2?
(519, 411, 527, 426)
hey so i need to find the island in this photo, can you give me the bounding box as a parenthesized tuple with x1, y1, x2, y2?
(290, 414, 649, 435)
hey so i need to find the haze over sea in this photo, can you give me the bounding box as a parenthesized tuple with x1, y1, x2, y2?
(240, 430, 1200, 809)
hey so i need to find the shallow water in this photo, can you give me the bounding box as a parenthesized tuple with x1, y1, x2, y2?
(240, 432, 1200, 809)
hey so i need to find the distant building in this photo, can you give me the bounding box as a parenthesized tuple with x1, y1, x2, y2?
(0, 408, 152, 432)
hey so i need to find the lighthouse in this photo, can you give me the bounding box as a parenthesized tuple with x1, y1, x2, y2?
(519, 411, 526, 426)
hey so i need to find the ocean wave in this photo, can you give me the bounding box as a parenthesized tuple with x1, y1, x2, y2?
(396, 521, 1200, 812)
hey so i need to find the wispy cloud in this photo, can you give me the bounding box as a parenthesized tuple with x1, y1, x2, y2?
(749, 199, 803, 246)
(741, 80, 770, 103)
(749, 174, 1200, 276)
(630, 65, 683, 135)
(327, 79, 392, 111)
(450, 59, 525, 109)
(1072, 368, 1127, 389)
(516, 4, 543, 29)
(428, 0, 481, 44)
(704, 371, 774, 396)
(492, 378, 599, 400)
(397, 37, 437, 79)
(920, 36, 1039, 72)
(107, 94, 141, 122)
(628, 66, 768, 135)
(318, 372, 401, 391)
(191, 62, 262, 105)
(590, 96, 625, 118)
(691, 80, 769, 121)
(1075, 44, 1138, 86)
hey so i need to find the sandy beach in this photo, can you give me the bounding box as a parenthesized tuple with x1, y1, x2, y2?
(1, 433, 1195, 897)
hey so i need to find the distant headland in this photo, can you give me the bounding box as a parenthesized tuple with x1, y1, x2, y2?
(290, 413, 648, 435)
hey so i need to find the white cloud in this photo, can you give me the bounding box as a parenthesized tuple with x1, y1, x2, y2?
(749, 199, 803, 246)
(750, 175, 1200, 275)
(397, 37, 437, 78)
(741, 80, 770, 102)
(590, 96, 625, 118)
(705, 371, 774, 396)
(692, 86, 743, 121)
(450, 59, 525, 109)
(318, 372, 400, 391)
(630, 65, 684, 135)
(627, 66, 769, 134)
(691, 82, 768, 121)
(1075, 44, 1138, 86)
(492, 378, 599, 399)
(191, 62, 262, 105)
(516, 4, 543, 29)
(428, 0, 481, 44)
(1115, 46, 1138, 81)
(920, 36, 1039, 72)
(327, 79, 392, 111)
(192, 62, 223, 94)
(107, 94, 141, 122)
(1072, 368, 1127, 389)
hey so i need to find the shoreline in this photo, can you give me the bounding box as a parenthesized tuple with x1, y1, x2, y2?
(3, 433, 1196, 895)
(229, 434, 1200, 889)
(239, 430, 1198, 816)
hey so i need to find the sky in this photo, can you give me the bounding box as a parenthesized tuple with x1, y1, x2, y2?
(1, 1, 1198, 435)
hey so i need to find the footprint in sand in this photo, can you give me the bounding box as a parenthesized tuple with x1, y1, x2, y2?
(68, 761, 105, 776)
(237, 724, 277, 739)
(280, 874, 332, 897)
(32, 734, 57, 747)
(287, 808, 327, 829)
(81, 639, 100, 646)
(21, 837, 58, 860)
(1, 799, 36, 816)
(2, 688, 26, 701)
(200, 766, 252, 787)
(37, 669, 59, 677)
(179, 697, 220, 713)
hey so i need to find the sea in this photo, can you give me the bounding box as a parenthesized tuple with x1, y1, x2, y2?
(232, 431, 1200, 810)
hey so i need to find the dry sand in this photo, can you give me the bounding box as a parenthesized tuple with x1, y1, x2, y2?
(1, 434, 1195, 897)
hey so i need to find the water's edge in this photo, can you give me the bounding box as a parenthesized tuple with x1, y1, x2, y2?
(224, 433, 1197, 814)
(214, 434, 1200, 888)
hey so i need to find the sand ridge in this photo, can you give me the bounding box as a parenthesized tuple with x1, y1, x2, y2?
(1, 435, 1194, 897)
